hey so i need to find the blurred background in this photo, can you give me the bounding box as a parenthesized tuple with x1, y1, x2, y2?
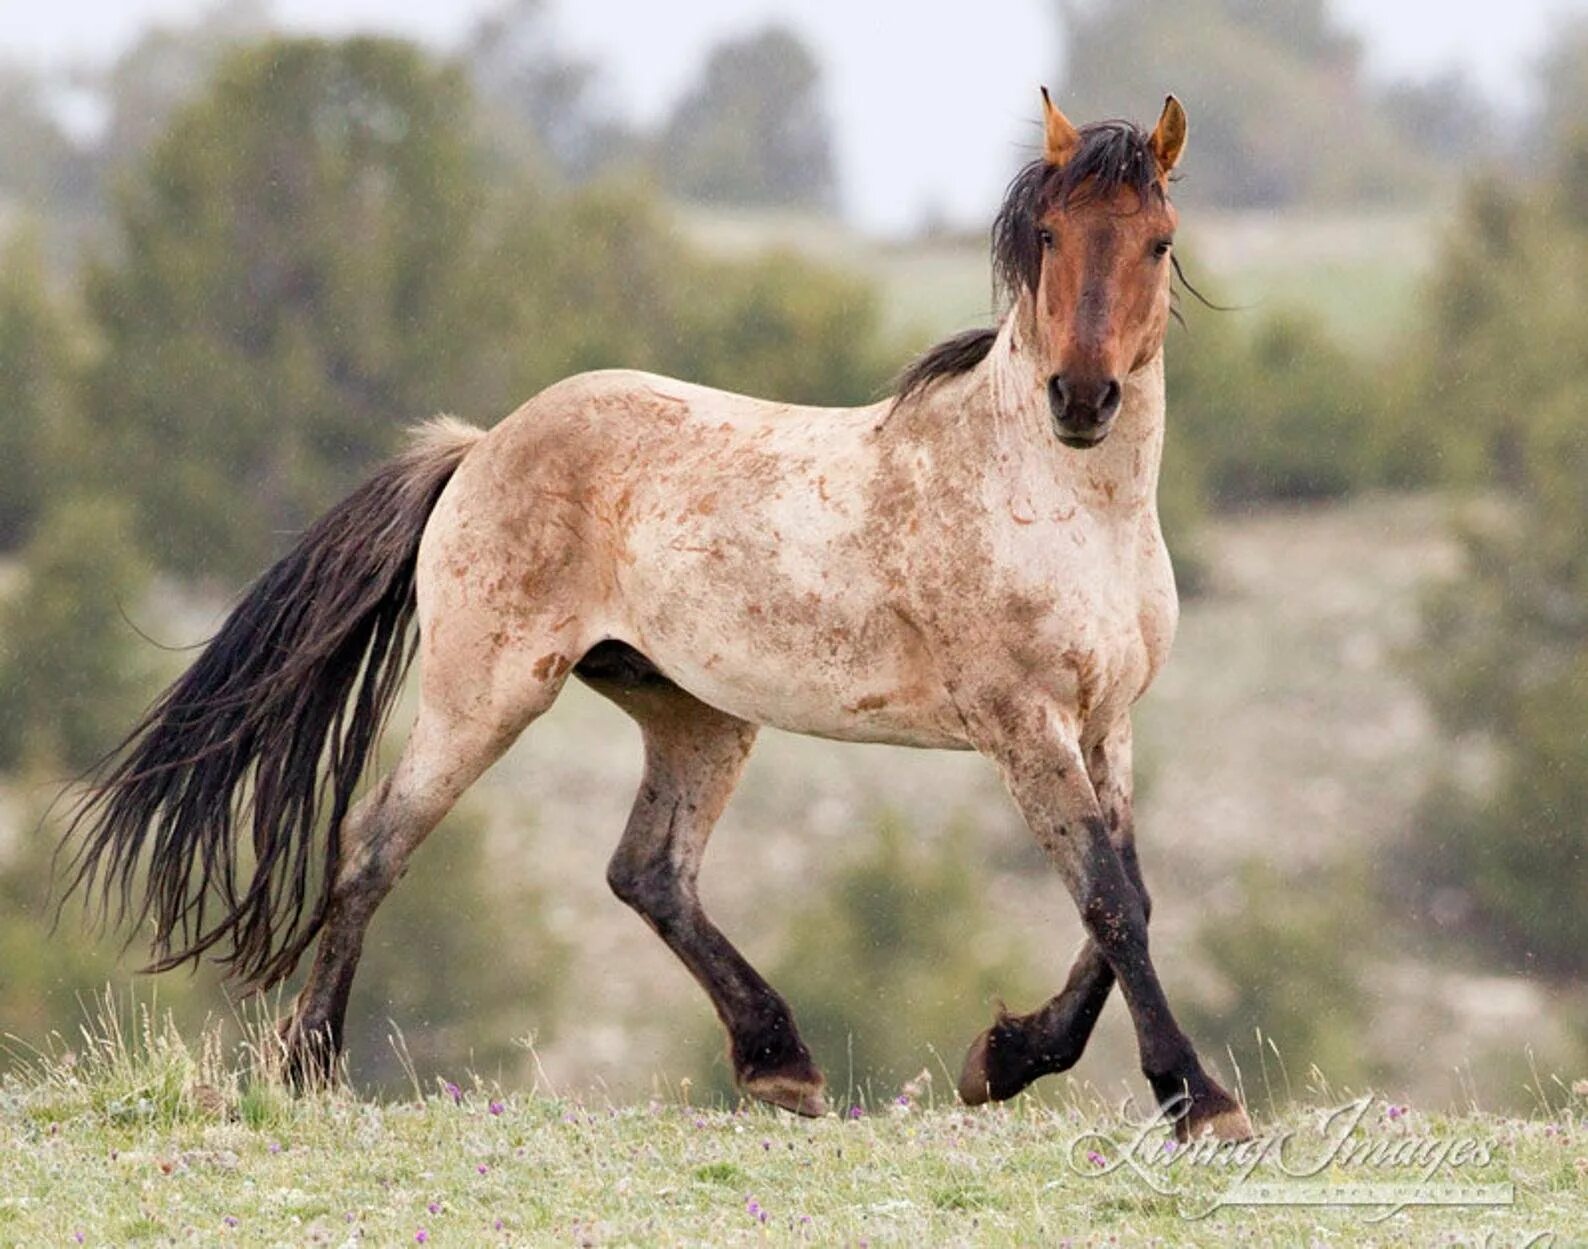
(1, 0, 1585, 1114)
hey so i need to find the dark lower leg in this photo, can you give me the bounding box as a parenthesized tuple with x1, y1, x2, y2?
(959, 943, 1115, 1102)
(960, 837, 1146, 1103)
(604, 696, 823, 1115)
(278, 892, 376, 1084)
(278, 774, 452, 1085)
(638, 895, 824, 1112)
(1073, 822, 1247, 1138)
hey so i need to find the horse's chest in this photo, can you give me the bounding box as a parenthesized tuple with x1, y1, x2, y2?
(984, 525, 1178, 735)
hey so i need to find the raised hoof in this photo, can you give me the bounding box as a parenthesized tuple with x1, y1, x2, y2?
(1178, 1085, 1254, 1143)
(741, 1069, 828, 1118)
(958, 1018, 1047, 1105)
(958, 1026, 999, 1105)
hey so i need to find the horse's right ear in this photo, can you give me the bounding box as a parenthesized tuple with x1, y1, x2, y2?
(1041, 87, 1080, 167)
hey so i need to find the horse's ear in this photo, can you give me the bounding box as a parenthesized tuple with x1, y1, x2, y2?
(1149, 94, 1187, 176)
(1041, 86, 1080, 167)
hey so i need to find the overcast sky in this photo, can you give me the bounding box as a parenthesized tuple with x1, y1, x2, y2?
(2, 0, 1583, 232)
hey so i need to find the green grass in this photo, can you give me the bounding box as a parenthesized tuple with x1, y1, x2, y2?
(1, 1005, 1583, 1245)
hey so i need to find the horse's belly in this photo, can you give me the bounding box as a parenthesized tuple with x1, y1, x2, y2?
(617, 545, 971, 748)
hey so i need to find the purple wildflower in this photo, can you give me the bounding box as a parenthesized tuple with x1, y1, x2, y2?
(445, 1081, 463, 1105)
(746, 1197, 768, 1223)
(1087, 1149, 1107, 1168)
(477, 1164, 489, 1175)
(488, 1099, 505, 1117)
(848, 1105, 864, 1120)
(224, 1215, 239, 1228)
(268, 1142, 282, 1155)
(427, 1201, 441, 1215)
(74, 1235, 85, 1245)
(415, 1231, 429, 1245)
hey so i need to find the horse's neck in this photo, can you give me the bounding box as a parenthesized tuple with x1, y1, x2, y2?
(894, 318, 1166, 519)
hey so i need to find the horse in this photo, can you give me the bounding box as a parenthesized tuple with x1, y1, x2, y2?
(62, 90, 1253, 1142)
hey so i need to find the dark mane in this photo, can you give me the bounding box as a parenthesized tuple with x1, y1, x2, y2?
(893, 326, 1001, 403)
(893, 120, 1165, 404)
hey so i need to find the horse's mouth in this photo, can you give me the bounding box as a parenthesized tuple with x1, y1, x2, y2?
(1053, 422, 1111, 450)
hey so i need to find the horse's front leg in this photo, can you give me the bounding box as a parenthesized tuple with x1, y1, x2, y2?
(967, 707, 1251, 1141)
(959, 720, 1138, 1102)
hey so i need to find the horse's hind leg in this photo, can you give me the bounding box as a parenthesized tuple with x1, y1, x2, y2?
(280, 662, 565, 1081)
(589, 652, 826, 1117)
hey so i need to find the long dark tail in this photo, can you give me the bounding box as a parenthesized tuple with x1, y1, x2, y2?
(61, 416, 484, 989)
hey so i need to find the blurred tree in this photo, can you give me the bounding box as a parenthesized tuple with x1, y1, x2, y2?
(1537, 17, 1588, 159)
(83, 37, 486, 580)
(0, 230, 75, 551)
(1378, 68, 1496, 164)
(1401, 129, 1588, 979)
(476, 176, 889, 406)
(0, 496, 153, 773)
(465, 0, 636, 182)
(656, 26, 838, 210)
(95, 0, 271, 167)
(0, 65, 96, 212)
(693, 817, 1031, 1100)
(1053, 0, 1431, 206)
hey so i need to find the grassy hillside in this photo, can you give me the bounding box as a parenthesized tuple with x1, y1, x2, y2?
(1, 1008, 1582, 1246)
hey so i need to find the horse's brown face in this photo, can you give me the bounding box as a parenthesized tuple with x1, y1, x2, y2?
(1034, 94, 1186, 449)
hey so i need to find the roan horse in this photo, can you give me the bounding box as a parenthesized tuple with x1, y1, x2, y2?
(63, 91, 1253, 1141)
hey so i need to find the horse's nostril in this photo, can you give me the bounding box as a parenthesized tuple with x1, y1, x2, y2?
(1047, 374, 1068, 411)
(1099, 377, 1122, 418)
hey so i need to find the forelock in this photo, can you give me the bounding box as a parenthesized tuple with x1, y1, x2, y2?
(990, 121, 1164, 303)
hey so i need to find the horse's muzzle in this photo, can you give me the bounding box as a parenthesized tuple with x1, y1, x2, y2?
(1048, 373, 1121, 449)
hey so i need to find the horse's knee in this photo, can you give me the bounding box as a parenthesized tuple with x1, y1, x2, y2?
(606, 849, 682, 923)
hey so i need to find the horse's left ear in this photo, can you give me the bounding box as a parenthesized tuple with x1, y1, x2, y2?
(1149, 94, 1187, 176)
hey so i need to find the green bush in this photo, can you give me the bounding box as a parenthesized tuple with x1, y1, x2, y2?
(0, 496, 153, 773)
(1184, 857, 1380, 1090)
(1400, 131, 1588, 982)
(0, 230, 74, 552)
(1170, 301, 1379, 506)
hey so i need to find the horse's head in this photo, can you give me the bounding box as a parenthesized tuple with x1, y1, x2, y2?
(994, 92, 1186, 449)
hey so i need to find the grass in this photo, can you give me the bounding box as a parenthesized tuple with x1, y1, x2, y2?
(1, 1003, 1583, 1246)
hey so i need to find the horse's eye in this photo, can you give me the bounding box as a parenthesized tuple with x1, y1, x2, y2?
(1038, 228, 1055, 249)
(1152, 238, 1173, 259)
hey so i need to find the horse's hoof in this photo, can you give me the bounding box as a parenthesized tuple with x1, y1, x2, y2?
(1178, 1086, 1254, 1143)
(742, 1070, 828, 1118)
(958, 1018, 1042, 1105)
(958, 1027, 997, 1105)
